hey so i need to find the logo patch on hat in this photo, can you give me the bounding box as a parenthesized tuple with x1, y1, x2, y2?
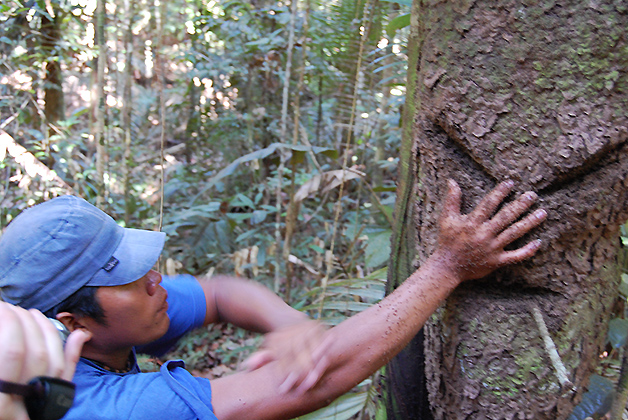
(103, 256, 119, 272)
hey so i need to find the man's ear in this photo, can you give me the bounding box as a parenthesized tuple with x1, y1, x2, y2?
(56, 311, 89, 333)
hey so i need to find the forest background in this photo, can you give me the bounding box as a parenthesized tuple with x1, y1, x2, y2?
(0, 0, 627, 419)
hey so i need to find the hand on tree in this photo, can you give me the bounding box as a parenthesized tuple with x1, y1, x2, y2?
(434, 179, 547, 282)
(241, 319, 331, 395)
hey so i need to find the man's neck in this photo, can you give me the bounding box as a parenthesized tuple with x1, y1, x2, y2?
(81, 346, 134, 372)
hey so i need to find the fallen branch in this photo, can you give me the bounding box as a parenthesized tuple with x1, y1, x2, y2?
(0, 130, 74, 193)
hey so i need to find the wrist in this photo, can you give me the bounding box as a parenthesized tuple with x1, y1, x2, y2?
(426, 248, 464, 288)
(0, 394, 28, 420)
(269, 310, 309, 332)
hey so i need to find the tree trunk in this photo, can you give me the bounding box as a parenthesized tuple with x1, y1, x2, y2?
(94, 0, 107, 207)
(41, 3, 63, 168)
(122, 0, 135, 225)
(384, 0, 433, 417)
(398, 1, 628, 419)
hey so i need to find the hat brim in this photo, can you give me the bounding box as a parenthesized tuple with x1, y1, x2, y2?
(88, 228, 166, 287)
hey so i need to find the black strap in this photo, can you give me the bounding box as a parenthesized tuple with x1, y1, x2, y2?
(0, 378, 33, 396)
(0, 377, 75, 420)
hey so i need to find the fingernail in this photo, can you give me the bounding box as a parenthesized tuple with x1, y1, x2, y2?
(524, 191, 537, 202)
(535, 209, 547, 219)
(504, 179, 514, 188)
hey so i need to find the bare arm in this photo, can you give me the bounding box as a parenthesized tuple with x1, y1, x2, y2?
(200, 274, 329, 391)
(200, 275, 308, 331)
(209, 180, 547, 420)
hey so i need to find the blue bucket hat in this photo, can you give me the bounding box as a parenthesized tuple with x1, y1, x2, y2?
(0, 196, 165, 312)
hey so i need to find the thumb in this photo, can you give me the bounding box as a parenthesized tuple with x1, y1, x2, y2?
(62, 330, 91, 381)
(241, 350, 274, 372)
(442, 179, 461, 218)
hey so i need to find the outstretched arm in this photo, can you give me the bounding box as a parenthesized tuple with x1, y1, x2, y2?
(209, 180, 546, 420)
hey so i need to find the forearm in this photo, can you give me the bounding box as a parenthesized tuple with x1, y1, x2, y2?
(314, 250, 461, 396)
(211, 251, 463, 420)
(211, 181, 546, 420)
(201, 276, 307, 332)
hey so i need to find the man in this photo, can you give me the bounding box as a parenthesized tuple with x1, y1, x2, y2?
(0, 180, 546, 420)
(0, 302, 90, 420)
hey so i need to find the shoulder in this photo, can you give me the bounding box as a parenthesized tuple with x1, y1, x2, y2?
(161, 274, 207, 327)
(161, 273, 201, 293)
(70, 359, 218, 420)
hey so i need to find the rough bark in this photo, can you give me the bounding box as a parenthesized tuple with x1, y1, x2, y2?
(123, 0, 135, 225)
(384, 0, 433, 417)
(41, 5, 64, 129)
(41, 4, 64, 169)
(94, 0, 107, 207)
(410, 1, 628, 419)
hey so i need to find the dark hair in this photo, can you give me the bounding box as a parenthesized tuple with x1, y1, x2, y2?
(44, 286, 107, 325)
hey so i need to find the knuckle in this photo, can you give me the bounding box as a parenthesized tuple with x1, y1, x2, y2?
(31, 348, 49, 367)
(49, 363, 65, 378)
(3, 346, 25, 366)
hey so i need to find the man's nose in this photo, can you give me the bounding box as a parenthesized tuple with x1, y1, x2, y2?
(146, 271, 163, 296)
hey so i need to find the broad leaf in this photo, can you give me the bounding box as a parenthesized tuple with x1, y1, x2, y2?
(295, 390, 368, 420)
(386, 13, 411, 37)
(607, 318, 628, 349)
(365, 230, 392, 268)
(567, 375, 614, 420)
(294, 168, 365, 202)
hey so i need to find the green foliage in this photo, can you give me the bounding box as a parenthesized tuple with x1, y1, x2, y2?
(608, 317, 628, 349)
(293, 269, 386, 419)
(189, 142, 339, 205)
(1, 0, 408, 418)
(295, 376, 386, 420)
(364, 228, 392, 269)
(386, 14, 410, 37)
(299, 268, 386, 325)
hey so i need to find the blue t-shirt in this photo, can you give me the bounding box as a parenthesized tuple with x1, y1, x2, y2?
(66, 275, 218, 420)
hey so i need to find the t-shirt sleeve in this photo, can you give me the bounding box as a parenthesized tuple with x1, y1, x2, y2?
(136, 274, 207, 356)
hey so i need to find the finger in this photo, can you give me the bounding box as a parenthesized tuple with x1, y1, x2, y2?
(30, 309, 66, 379)
(279, 372, 299, 394)
(495, 209, 547, 249)
(471, 180, 515, 222)
(295, 355, 330, 395)
(488, 191, 538, 234)
(277, 347, 313, 394)
(310, 334, 334, 363)
(241, 350, 275, 372)
(0, 303, 26, 383)
(442, 179, 462, 219)
(61, 329, 91, 381)
(11, 306, 49, 382)
(292, 334, 334, 394)
(497, 239, 543, 266)
(15, 308, 51, 381)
